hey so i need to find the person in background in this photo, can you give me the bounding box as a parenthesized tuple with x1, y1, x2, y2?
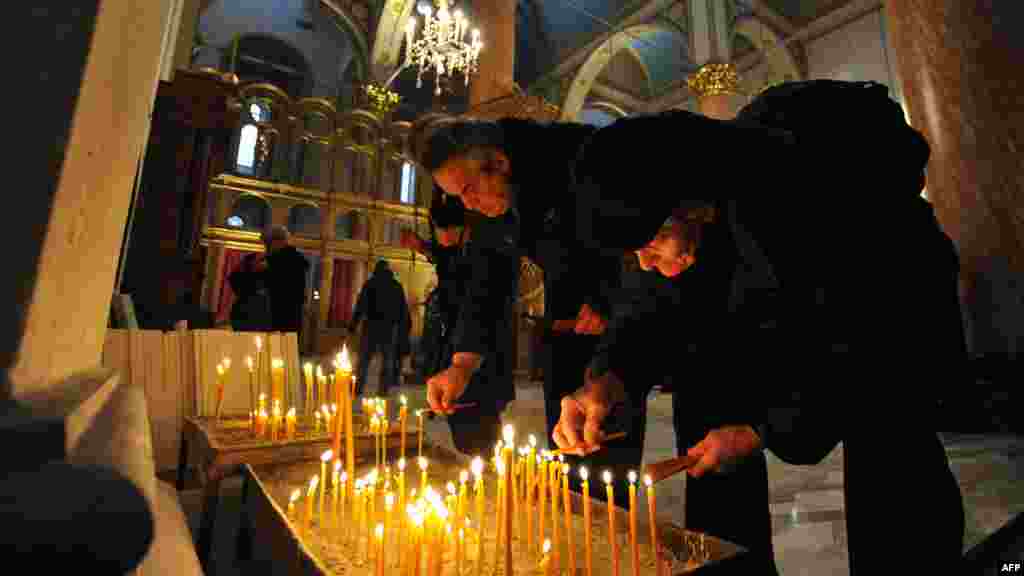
(350, 260, 411, 397)
(261, 226, 310, 340)
(228, 252, 271, 332)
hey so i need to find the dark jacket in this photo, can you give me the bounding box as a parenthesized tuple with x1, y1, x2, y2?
(264, 245, 309, 332)
(352, 262, 411, 352)
(228, 252, 271, 332)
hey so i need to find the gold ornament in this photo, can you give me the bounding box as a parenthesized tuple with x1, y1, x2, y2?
(362, 83, 402, 114)
(686, 63, 740, 98)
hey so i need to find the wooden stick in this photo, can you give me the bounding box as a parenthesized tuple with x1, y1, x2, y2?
(551, 432, 628, 455)
(643, 453, 700, 485)
(424, 403, 478, 414)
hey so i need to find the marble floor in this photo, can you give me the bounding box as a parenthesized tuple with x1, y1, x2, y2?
(183, 379, 1024, 575)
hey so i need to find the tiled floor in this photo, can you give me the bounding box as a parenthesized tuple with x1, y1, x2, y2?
(184, 380, 1024, 575)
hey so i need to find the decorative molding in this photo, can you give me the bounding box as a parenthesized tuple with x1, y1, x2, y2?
(464, 84, 561, 122)
(686, 62, 740, 98)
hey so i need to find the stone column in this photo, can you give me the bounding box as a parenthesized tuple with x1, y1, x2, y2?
(467, 0, 516, 107)
(885, 1, 1024, 355)
(320, 257, 334, 327)
(686, 0, 743, 119)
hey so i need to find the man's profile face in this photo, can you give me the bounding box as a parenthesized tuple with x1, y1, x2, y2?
(432, 151, 511, 217)
(635, 221, 696, 278)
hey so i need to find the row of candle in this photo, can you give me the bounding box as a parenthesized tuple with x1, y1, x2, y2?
(287, 427, 664, 576)
(213, 335, 288, 429)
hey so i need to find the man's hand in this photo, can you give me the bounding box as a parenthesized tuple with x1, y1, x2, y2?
(426, 353, 481, 414)
(552, 368, 624, 455)
(573, 304, 607, 335)
(686, 425, 763, 478)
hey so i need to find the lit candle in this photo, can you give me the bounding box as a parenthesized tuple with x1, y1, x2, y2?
(320, 450, 333, 524)
(540, 538, 553, 576)
(457, 525, 466, 575)
(493, 456, 506, 571)
(538, 453, 548, 556)
(582, 466, 593, 576)
(416, 409, 425, 458)
(604, 470, 620, 576)
(385, 493, 395, 568)
(458, 470, 468, 525)
(375, 523, 385, 576)
(322, 405, 332, 438)
(288, 488, 301, 521)
(367, 472, 378, 562)
(419, 456, 428, 491)
(472, 457, 485, 576)
(245, 356, 255, 432)
(335, 346, 354, 496)
(399, 395, 408, 461)
(315, 411, 322, 434)
(381, 415, 389, 465)
(271, 357, 285, 408)
(502, 425, 515, 576)
(353, 480, 364, 547)
(257, 408, 267, 438)
(214, 363, 225, 421)
(645, 474, 660, 571)
(271, 399, 281, 441)
(446, 482, 457, 527)
(254, 336, 263, 406)
(305, 475, 319, 533)
(286, 407, 296, 439)
(331, 404, 338, 437)
(563, 463, 576, 576)
(339, 469, 348, 534)
(304, 362, 314, 416)
(333, 461, 341, 529)
(628, 471, 640, 576)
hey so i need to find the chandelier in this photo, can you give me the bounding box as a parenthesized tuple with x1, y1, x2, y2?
(403, 0, 483, 95)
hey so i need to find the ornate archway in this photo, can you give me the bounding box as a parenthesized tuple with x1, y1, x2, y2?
(371, 0, 419, 84)
(732, 16, 803, 89)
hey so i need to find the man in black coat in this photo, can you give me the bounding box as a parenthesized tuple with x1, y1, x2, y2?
(262, 226, 310, 338)
(554, 100, 966, 575)
(420, 118, 644, 501)
(351, 260, 412, 397)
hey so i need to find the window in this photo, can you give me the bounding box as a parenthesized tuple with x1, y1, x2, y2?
(400, 162, 416, 204)
(237, 124, 258, 170)
(226, 215, 244, 227)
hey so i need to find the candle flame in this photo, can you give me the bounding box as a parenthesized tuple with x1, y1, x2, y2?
(245, 356, 253, 370)
(375, 523, 384, 539)
(459, 470, 469, 484)
(543, 538, 552, 555)
(562, 463, 570, 474)
(447, 481, 456, 495)
(255, 335, 262, 350)
(335, 460, 342, 472)
(304, 361, 312, 371)
(290, 489, 301, 503)
(338, 344, 352, 372)
(628, 470, 637, 484)
(644, 474, 653, 487)
(308, 476, 319, 493)
(222, 357, 231, 369)
(341, 471, 347, 482)
(316, 365, 323, 378)
(400, 395, 407, 406)
(579, 466, 589, 481)
(272, 358, 284, 369)
(603, 469, 613, 484)
(471, 457, 483, 477)
(321, 450, 334, 462)
(216, 364, 224, 376)
(385, 492, 395, 508)
(287, 407, 295, 417)
(502, 424, 515, 445)
(419, 456, 428, 471)
(529, 434, 537, 448)
(398, 457, 406, 471)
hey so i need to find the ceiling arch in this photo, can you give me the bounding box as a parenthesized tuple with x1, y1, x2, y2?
(371, 0, 418, 85)
(733, 15, 803, 86)
(561, 23, 689, 120)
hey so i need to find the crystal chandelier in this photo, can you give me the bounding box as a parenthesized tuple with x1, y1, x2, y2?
(404, 0, 483, 95)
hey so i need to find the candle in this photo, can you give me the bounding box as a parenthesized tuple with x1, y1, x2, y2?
(527, 435, 536, 554)
(502, 425, 515, 576)
(550, 458, 560, 571)
(604, 470, 620, 576)
(257, 408, 267, 438)
(413, 509, 425, 576)
(353, 480, 364, 547)
(320, 450, 333, 524)
(628, 471, 640, 576)
(333, 461, 342, 529)
(339, 470, 348, 534)
(288, 488, 301, 521)
(538, 454, 548, 556)
(368, 472, 378, 562)
(541, 538, 553, 576)
(375, 523, 385, 576)
(315, 411, 322, 434)
(381, 416, 389, 465)
(457, 525, 466, 575)
(472, 457, 485, 576)
(331, 404, 338, 437)
(385, 493, 395, 568)
(304, 362, 314, 416)
(419, 456, 428, 492)
(271, 358, 285, 408)
(254, 336, 263, 407)
(399, 395, 408, 461)
(323, 405, 332, 438)
(305, 475, 319, 533)
(582, 467, 593, 576)
(493, 456, 506, 571)
(416, 410, 425, 458)
(645, 474, 660, 571)
(214, 363, 225, 420)
(458, 470, 468, 525)
(246, 356, 255, 431)
(336, 346, 354, 498)
(287, 407, 296, 439)
(271, 400, 281, 441)
(563, 463, 576, 576)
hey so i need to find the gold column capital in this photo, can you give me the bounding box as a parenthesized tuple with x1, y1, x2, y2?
(686, 62, 740, 98)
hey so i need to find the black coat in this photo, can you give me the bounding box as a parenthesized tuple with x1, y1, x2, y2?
(352, 265, 411, 352)
(228, 253, 271, 332)
(264, 246, 309, 332)
(576, 109, 966, 573)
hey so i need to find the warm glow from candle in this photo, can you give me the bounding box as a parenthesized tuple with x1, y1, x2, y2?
(503, 424, 515, 445)
(335, 460, 342, 473)
(316, 365, 323, 378)
(216, 364, 224, 376)
(460, 470, 468, 484)
(376, 523, 384, 538)
(398, 458, 406, 471)
(603, 470, 613, 485)
(400, 395, 407, 406)
(563, 463, 570, 475)
(304, 361, 312, 372)
(290, 489, 301, 504)
(419, 456, 428, 471)
(644, 474, 653, 488)
(386, 492, 395, 508)
(245, 356, 253, 371)
(255, 335, 262, 350)
(308, 475, 319, 494)
(529, 434, 537, 448)
(628, 470, 637, 484)
(543, 538, 551, 554)
(471, 457, 483, 478)
(338, 344, 352, 372)
(580, 466, 589, 481)
(272, 358, 284, 369)
(447, 482, 456, 496)
(322, 449, 334, 462)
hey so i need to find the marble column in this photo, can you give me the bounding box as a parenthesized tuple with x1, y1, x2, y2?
(885, 1, 1024, 355)
(467, 0, 516, 107)
(686, 0, 744, 119)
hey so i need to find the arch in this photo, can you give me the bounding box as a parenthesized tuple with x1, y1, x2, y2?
(320, 0, 370, 82)
(584, 100, 629, 119)
(732, 16, 803, 90)
(561, 24, 688, 120)
(288, 203, 322, 237)
(371, 0, 419, 84)
(228, 194, 271, 232)
(235, 34, 313, 98)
